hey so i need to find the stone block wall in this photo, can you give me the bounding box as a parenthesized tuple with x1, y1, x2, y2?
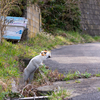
(79, 0, 100, 36)
(27, 5, 41, 38)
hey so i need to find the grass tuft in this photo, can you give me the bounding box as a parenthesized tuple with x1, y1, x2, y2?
(48, 88, 70, 100)
(97, 87, 100, 91)
(75, 80, 81, 83)
(95, 73, 100, 77)
(64, 71, 91, 81)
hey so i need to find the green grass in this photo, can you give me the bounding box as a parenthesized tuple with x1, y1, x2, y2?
(97, 87, 100, 91)
(0, 40, 38, 96)
(54, 29, 99, 44)
(64, 71, 81, 81)
(75, 80, 81, 83)
(93, 36, 100, 41)
(95, 73, 100, 77)
(39, 65, 50, 76)
(48, 88, 70, 100)
(0, 40, 37, 78)
(22, 33, 68, 50)
(64, 71, 91, 81)
(1, 30, 100, 99)
(81, 72, 91, 78)
(0, 33, 68, 93)
(66, 82, 70, 84)
(81, 34, 95, 43)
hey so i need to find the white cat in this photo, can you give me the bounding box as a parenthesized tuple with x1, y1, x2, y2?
(23, 50, 51, 84)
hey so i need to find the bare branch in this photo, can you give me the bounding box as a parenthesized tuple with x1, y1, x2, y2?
(0, 0, 20, 43)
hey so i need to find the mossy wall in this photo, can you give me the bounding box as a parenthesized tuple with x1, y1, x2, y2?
(79, 0, 100, 36)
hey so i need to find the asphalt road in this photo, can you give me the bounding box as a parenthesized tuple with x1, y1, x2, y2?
(44, 43, 100, 75)
(43, 43, 100, 100)
(72, 91, 100, 100)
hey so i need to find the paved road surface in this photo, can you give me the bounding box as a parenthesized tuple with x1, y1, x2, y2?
(43, 43, 100, 100)
(44, 43, 100, 75)
(72, 91, 100, 100)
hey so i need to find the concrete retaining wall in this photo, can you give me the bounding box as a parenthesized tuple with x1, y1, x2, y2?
(79, 0, 100, 36)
